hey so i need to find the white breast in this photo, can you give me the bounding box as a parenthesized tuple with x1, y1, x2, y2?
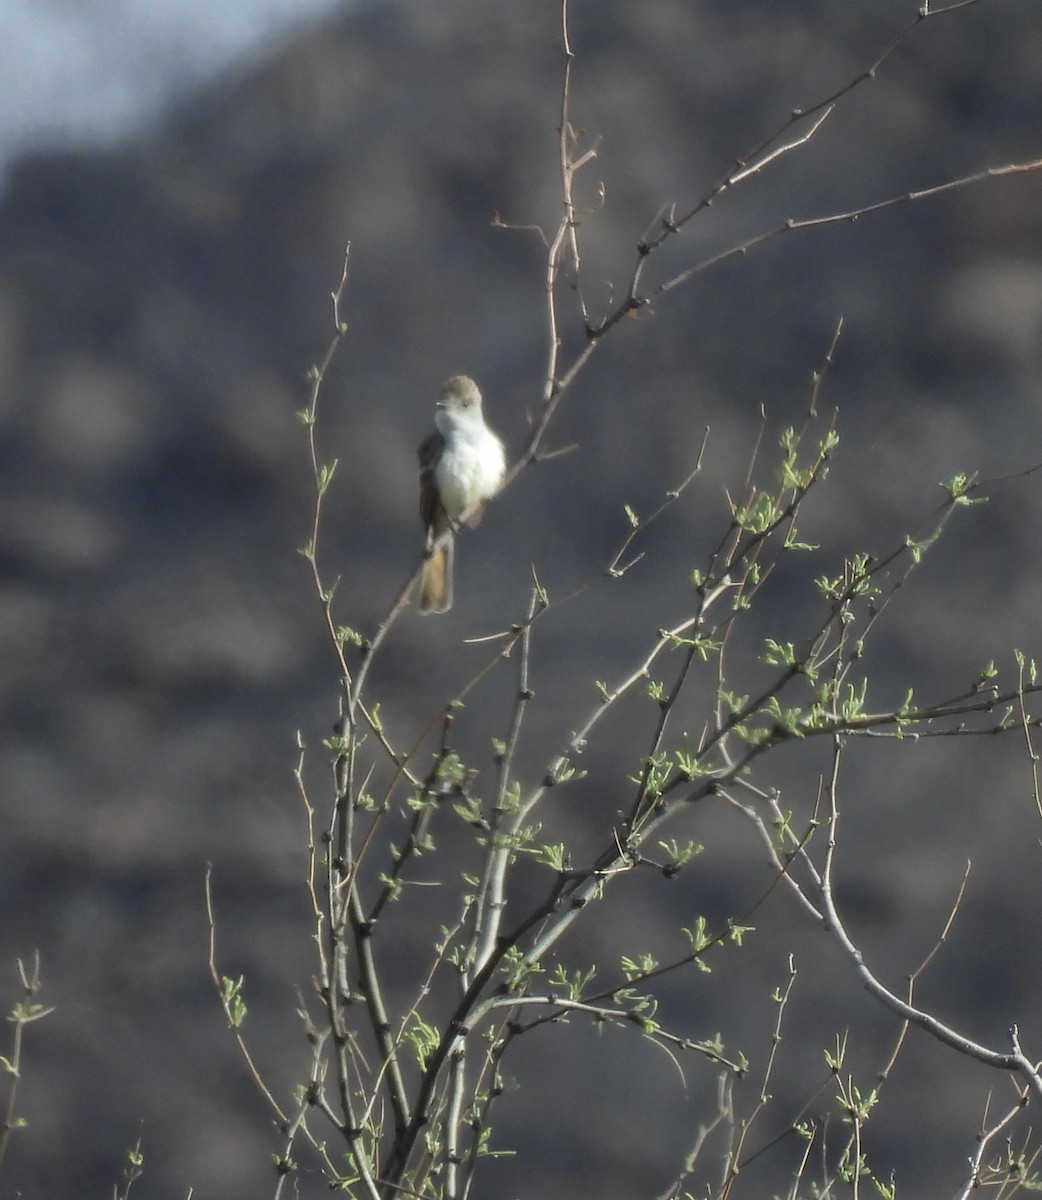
(435, 425, 506, 520)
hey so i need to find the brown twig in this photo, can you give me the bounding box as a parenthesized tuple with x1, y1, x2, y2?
(589, 0, 1000, 339)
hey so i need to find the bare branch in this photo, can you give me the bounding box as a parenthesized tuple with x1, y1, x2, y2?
(818, 751, 1042, 1102)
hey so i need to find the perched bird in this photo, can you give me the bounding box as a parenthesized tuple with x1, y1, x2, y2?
(417, 376, 506, 614)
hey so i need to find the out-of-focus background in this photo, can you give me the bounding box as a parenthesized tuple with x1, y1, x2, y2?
(2, 1, 1042, 1197)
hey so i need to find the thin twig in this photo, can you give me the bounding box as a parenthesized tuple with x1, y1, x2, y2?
(204, 869, 288, 1123)
(0, 954, 54, 1175)
(818, 763, 1042, 1101)
(590, 0, 1001, 339)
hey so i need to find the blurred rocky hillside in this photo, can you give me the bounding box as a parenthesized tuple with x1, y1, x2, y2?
(1, 1, 1042, 1197)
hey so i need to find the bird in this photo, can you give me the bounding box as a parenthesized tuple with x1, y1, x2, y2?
(417, 376, 506, 614)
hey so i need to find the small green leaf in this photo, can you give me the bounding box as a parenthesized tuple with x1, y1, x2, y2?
(317, 459, 339, 491)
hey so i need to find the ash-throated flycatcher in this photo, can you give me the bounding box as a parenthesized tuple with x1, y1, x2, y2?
(417, 376, 506, 614)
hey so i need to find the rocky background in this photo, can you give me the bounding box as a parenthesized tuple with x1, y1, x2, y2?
(2, 1, 1042, 1197)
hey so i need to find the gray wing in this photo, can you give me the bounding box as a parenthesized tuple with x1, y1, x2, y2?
(418, 430, 446, 534)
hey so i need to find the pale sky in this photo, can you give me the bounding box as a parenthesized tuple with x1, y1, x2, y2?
(3, 0, 344, 169)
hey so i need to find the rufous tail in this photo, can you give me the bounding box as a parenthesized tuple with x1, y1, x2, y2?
(419, 541, 453, 614)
